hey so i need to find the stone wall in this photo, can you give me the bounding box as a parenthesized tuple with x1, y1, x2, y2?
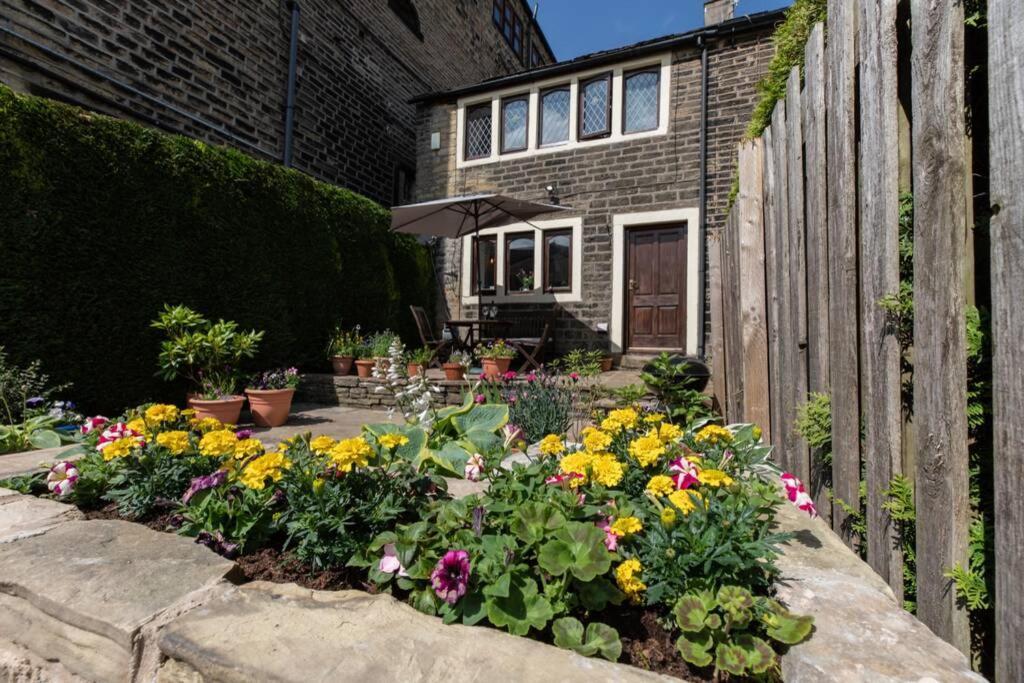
(0, 0, 554, 205)
(416, 30, 774, 353)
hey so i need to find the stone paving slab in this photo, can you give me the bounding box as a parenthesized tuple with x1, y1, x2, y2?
(0, 444, 83, 480)
(0, 489, 84, 544)
(774, 503, 984, 682)
(158, 581, 670, 683)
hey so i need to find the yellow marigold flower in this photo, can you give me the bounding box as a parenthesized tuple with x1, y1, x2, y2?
(378, 433, 410, 450)
(581, 427, 612, 452)
(694, 424, 733, 446)
(607, 408, 639, 430)
(643, 413, 665, 424)
(235, 438, 265, 459)
(126, 418, 147, 435)
(101, 437, 136, 461)
(590, 453, 624, 487)
(628, 432, 665, 468)
(614, 558, 647, 604)
(600, 416, 622, 434)
(697, 468, 734, 487)
(538, 434, 566, 457)
(239, 451, 292, 490)
(660, 506, 677, 527)
(668, 489, 703, 515)
(199, 429, 238, 458)
(193, 417, 224, 433)
(309, 435, 337, 454)
(610, 516, 642, 537)
(559, 451, 595, 487)
(329, 436, 373, 472)
(658, 422, 683, 443)
(145, 404, 179, 425)
(645, 474, 675, 497)
(155, 430, 191, 455)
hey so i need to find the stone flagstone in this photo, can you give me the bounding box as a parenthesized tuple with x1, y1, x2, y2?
(0, 487, 84, 544)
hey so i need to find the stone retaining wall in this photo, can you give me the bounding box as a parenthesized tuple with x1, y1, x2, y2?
(0, 487, 984, 682)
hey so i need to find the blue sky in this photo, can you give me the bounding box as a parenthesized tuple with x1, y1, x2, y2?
(536, 1, 791, 61)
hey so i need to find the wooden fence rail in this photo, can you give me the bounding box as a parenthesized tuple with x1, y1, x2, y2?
(708, 0, 1020, 670)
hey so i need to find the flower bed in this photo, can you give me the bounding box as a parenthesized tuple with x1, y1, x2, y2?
(3, 396, 815, 679)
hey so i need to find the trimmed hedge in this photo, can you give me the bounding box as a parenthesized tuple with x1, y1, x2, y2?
(0, 85, 435, 413)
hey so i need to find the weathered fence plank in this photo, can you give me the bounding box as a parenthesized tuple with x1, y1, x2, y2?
(722, 210, 745, 422)
(858, 0, 903, 599)
(785, 68, 810, 486)
(771, 101, 792, 472)
(910, 0, 970, 654)
(988, 0, 1024, 678)
(825, 0, 860, 546)
(802, 22, 831, 522)
(737, 139, 770, 437)
(762, 124, 782, 454)
(708, 230, 728, 414)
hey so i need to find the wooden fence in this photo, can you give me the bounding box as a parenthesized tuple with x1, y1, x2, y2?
(709, 1, 1022, 676)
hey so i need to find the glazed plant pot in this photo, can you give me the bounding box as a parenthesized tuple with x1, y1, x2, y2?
(355, 359, 376, 378)
(331, 355, 354, 375)
(407, 363, 425, 377)
(245, 388, 295, 428)
(442, 363, 466, 381)
(187, 395, 246, 425)
(600, 356, 614, 372)
(481, 357, 512, 380)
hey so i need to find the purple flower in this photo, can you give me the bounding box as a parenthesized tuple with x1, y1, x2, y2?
(195, 531, 239, 559)
(182, 470, 227, 504)
(431, 550, 471, 605)
(235, 429, 254, 440)
(25, 396, 45, 408)
(474, 394, 486, 404)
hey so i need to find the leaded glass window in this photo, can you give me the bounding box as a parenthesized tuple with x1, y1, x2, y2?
(464, 103, 492, 160)
(501, 97, 528, 153)
(624, 70, 659, 133)
(579, 73, 611, 139)
(539, 87, 570, 146)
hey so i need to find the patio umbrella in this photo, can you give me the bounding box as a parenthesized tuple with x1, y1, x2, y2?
(391, 194, 569, 312)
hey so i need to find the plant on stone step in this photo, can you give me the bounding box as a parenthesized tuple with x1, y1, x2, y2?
(672, 585, 812, 676)
(639, 353, 716, 426)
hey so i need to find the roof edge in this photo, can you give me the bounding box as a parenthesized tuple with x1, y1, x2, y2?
(411, 8, 785, 105)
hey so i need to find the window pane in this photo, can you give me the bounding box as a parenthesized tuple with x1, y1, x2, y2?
(502, 99, 528, 152)
(465, 104, 492, 159)
(545, 232, 571, 290)
(474, 237, 496, 293)
(624, 71, 659, 133)
(503, 5, 513, 39)
(512, 18, 522, 54)
(492, 0, 502, 26)
(507, 234, 535, 292)
(580, 77, 610, 137)
(540, 89, 569, 145)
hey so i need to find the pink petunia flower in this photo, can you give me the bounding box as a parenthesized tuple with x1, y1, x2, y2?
(669, 457, 700, 490)
(781, 472, 818, 517)
(46, 461, 79, 497)
(545, 472, 584, 486)
(596, 518, 618, 551)
(464, 453, 484, 481)
(379, 543, 409, 577)
(526, 373, 537, 382)
(431, 550, 471, 605)
(80, 416, 109, 435)
(502, 371, 517, 381)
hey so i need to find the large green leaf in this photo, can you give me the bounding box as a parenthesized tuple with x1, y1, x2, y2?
(552, 618, 622, 662)
(459, 429, 501, 454)
(676, 630, 714, 668)
(673, 594, 711, 632)
(762, 602, 814, 645)
(574, 577, 624, 611)
(537, 521, 612, 582)
(717, 585, 754, 628)
(421, 441, 473, 477)
(28, 429, 62, 450)
(453, 404, 508, 435)
(485, 574, 553, 636)
(392, 426, 428, 464)
(510, 502, 566, 545)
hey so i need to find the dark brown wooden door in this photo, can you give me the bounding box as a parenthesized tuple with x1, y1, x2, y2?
(626, 226, 686, 350)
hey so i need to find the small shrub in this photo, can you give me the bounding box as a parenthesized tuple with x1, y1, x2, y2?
(794, 392, 832, 464)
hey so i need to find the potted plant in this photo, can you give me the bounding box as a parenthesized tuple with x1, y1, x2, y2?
(368, 330, 398, 370)
(327, 325, 363, 375)
(475, 339, 516, 380)
(152, 304, 263, 424)
(443, 350, 472, 381)
(245, 367, 299, 427)
(600, 354, 614, 372)
(405, 347, 433, 377)
(354, 344, 376, 379)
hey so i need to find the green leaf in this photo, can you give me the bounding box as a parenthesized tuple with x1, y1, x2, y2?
(482, 572, 512, 599)
(510, 502, 566, 545)
(552, 616, 586, 650)
(715, 642, 750, 676)
(673, 593, 710, 632)
(485, 575, 554, 636)
(422, 441, 473, 477)
(28, 429, 62, 450)
(763, 603, 814, 645)
(537, 522, 612, 582)
(676, 630, 714, 668)
(716, 585, 754, 628)
(453, 404, 509, 435)
(732, 634, 776, 674)
(583, 622, 623, 662)
(574, 576, 625, 611)
(460, 429, 501, 454)
(410, 588, 439, 615)
(458, 591, 487, 626)
(551, 618, 622, 662)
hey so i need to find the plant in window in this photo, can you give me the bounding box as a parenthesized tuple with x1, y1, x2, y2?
(516, 269, 535, 291)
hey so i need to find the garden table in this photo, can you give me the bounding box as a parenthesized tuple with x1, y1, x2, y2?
(445, 319, 512, 352)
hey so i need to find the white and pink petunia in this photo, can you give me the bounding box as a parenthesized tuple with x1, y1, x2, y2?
(378, 543, 409, 577)
(80, 415, 110, 435)
(464, 453, 485, 482)
(46, 461, 79, 497)
(95, 422, 145, 452)
(781, 472, 818, 517)
(669, 457, 700, 490)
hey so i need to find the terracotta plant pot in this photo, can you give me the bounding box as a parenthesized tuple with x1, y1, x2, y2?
(407, 362, 425, 377)
(374, 357, 391, 371)
(443, 363, 466, 381)
(481, 357, 513, 380)
(187, 395, 246, 425)
(354, 359, 376, 378)
(600, 356, 614, 372)
(245, 388, 295, 428)
(331, 355, 354, 375)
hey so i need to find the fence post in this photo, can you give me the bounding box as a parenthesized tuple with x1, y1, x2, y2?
(737, 140, 770, 436)
(708, 230, 728, 415)
(826, 0, 861, 546)
(910, 0, 970, 654)
(858, 0, 903, 600)
(770, 101, 792, 473)
(802, 23, 831, 522)
(988, 0, 1023, 677)
(763, 125, 783, 455)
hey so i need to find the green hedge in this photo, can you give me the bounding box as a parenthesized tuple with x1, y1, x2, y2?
(0, 85, 434, 413)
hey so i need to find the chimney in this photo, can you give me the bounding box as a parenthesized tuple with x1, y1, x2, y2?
(703, 0, 736, 26)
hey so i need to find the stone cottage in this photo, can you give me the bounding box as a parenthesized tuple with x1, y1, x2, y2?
(0, 0, 554, 205)
(414, 2, 781, 363)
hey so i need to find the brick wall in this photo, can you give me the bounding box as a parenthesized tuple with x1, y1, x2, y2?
(0, 0, 554, 205)
(416, 30, 774, 355)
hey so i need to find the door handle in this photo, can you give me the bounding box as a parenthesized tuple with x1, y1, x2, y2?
(628, 279, 637, 292)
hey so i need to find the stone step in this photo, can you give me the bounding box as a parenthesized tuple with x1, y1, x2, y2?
(617, 353, 659, 370)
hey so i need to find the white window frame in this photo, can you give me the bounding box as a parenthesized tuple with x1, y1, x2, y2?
(461, 217, 583, 304)
(455, 52, 672, 168)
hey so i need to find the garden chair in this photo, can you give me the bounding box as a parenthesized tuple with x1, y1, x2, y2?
(409, 305, 450, 368)
(507, 313, 557, 372)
